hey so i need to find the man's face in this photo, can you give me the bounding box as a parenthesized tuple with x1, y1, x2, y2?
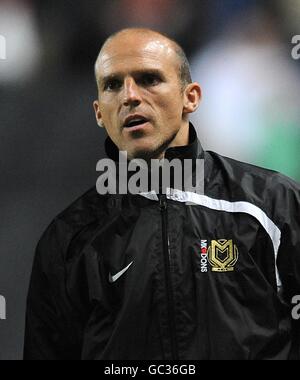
(94, 33, 189, 160)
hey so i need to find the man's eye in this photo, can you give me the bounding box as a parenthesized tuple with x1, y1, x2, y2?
(104, 80, 122, 91)
(140, 74, 161, 86)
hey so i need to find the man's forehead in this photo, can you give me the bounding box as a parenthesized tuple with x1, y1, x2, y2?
(96, 34, 178, 75)
(105, 31, 175, 55)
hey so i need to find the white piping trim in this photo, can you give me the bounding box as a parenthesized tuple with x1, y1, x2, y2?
(139, 189, 282, 288)
(139, 190, 159, 201)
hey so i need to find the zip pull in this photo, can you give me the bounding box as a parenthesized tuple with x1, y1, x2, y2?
(159, 194, 167, 211)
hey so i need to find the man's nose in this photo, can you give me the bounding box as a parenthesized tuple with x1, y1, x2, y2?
(122, 78, 142, 107)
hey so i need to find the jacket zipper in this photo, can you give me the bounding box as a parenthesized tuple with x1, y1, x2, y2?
(159, 194, 179, 360)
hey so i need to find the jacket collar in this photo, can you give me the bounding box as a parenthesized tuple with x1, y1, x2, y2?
(104, 123, 203, 162)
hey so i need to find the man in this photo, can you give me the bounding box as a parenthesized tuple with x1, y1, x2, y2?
(24, 28, 300, 360)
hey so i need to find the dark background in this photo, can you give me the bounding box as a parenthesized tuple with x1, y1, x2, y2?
(0, 0, 299, 360)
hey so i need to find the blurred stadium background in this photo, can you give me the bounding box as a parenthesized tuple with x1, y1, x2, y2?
(0, 0, 299, 359)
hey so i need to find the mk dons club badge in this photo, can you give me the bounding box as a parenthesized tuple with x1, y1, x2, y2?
(208, 239, 239, 272)
(198, 239, 239, 273)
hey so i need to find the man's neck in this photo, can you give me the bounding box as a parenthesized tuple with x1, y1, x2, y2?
(160, 122, 190, 159)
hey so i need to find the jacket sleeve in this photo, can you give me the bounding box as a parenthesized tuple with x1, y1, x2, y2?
(274, 175, 300, 359)
(24, 219, 81, 360)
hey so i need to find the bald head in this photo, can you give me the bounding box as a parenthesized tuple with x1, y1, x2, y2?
(95, 28, 192, 90)
(93, 27, 202, 160)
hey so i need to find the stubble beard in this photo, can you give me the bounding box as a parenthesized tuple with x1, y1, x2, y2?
(128, 131, 178, 164)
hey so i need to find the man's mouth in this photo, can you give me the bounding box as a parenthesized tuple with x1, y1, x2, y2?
(123, 115, 150, 129)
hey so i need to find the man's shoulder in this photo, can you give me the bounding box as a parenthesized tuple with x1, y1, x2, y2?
(205, 150, 300, 207)
(55, 186, 103, 228)
(205, 149, 279, 180)
(36, 187, 106, 262)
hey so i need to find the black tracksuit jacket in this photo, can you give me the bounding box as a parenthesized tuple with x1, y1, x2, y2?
(24, 125, 300, 360)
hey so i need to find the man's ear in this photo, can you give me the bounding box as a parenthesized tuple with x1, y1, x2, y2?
(93, 100, 104, 128)
(183, 82, 202, 115)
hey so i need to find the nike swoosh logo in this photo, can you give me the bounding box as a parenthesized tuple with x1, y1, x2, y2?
(109, 261, 133, 283)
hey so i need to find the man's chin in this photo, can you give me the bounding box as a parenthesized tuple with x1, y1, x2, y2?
(123, 140, 160, 161)
(126, 134, 177, 162)
(127, 148, 162, 162)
